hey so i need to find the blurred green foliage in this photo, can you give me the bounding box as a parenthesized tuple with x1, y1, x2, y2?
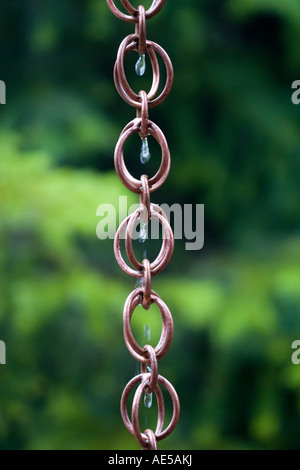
(0, 0, 300, 450)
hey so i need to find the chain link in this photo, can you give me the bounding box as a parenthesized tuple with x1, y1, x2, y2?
(106, 0, 179, 450)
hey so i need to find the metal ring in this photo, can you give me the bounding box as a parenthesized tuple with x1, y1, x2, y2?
(120, 373, 165, 448)
(114, 119, 170, 194)
(123, 288, 174, 363)
(114, 34, 173, 108)
(120, 0, 166, 19)
(114, 205, 173, 278)
(114, 35, 160, 108)
(141, 344, 158, 392)
(133, 375, 180, 443)
(120, 373, 180, 447)
(125, 207, 174, 275)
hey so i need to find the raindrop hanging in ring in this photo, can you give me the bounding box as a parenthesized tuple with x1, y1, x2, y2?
(135, 276, 144, 289)
(140, 137, 151, 164)
(135, 54, 146, 76)
(138, 222, 147, 243)
(144, 391, 153, 409)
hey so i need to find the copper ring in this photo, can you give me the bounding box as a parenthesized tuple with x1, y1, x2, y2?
(135, 6, 146, 54)
(141, 344, 158, 392)
(137, 91, 149, 138)
(120, 0, 166, 19)
(143, 429, 157, 450)
(131, 374, 180, 445)
(120, 373, 165, 448)
(125, 207, 174, 275)
(114, 205, 173, 278)
(114, 119, 170, 194)
(123, 288, 174, 363)
(114, 35, 160, 108)
(106, 0, 136, 23)
(114, 34, 173, 108)
(141, 259, 151, 308)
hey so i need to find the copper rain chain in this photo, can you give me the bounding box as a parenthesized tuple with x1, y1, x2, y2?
(106, 0, 180, 450)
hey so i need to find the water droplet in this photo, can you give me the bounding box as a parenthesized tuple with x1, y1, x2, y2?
(138, 222, 147, 243)
(140, 138, 151, 164)
(144, 324, 151, 342)
(135, 54, 146, 76)
(144, 391, 153, 408)
(135, 277, 144, 288)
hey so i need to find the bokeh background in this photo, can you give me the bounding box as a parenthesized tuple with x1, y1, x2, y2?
(1, 0, 300, 450)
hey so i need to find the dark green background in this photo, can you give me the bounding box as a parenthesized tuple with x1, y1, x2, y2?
(1, 0, 300, 450)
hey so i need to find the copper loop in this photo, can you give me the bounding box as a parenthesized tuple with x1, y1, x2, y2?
(114, 34, 173, 108)
(114, 206, 174, 278)
(114, 120, 170, 194)
(120, 373, 180, 447)
(114, 35, 160, 108)
(125, 207, 174, 275)
(123, 288, 174, 363)
(120, 373, 165, 447)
